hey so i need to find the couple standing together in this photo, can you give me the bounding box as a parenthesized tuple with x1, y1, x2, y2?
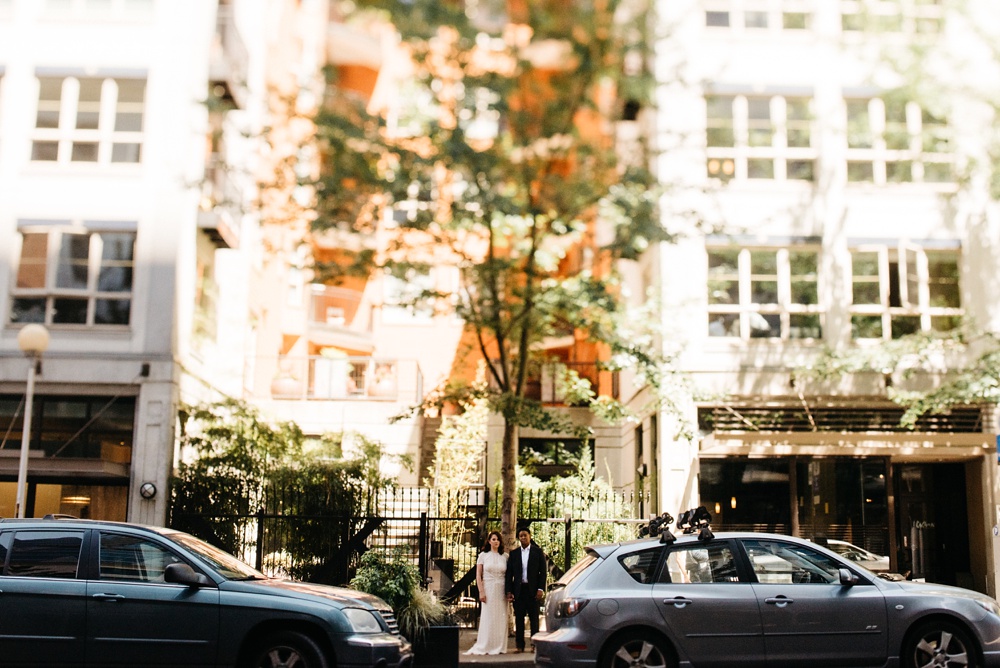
(465, 527, 546, 655)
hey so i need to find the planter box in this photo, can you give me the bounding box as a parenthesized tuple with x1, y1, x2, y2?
(413, 624, 459, 668)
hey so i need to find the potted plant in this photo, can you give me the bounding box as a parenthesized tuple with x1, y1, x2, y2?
(350, 548, 459, 668)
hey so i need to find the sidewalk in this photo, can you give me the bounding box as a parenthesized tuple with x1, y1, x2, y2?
(457, 628, 537, 666)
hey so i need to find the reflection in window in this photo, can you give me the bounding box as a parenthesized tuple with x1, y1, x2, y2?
(10, 225, 135, 327)
(660, 544, 739, 584)
(742, 539, 841, 584)
(32, 76, 145, 164)
(100, 533, 182, 582)
(708, 245, 822, 340)
(850, 244, 961, 339)
(706, 95, 815, 182)
(6, 531, 84, 578)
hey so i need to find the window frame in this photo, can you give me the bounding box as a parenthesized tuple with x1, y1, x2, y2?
(707, 245, 823, 341)
(849, 242, 962, 340)
(10, 222, 136, 328)
(706, 94, 816, 183)
(844, 97, 954, 185)
(704, 0, 813, 33)
(31, 74, 145, 165)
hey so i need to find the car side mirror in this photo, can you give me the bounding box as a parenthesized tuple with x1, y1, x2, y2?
(164, 563, 212, 587)
(838, 568, 858, 586)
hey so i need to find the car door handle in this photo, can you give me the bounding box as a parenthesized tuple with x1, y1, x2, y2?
(765, 596, 794, 607)
(664, 597, 693, 608)
(92, 593, 125, 602)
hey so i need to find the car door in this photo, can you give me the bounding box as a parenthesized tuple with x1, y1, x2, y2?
(0, 528, 88, 666)
(85, 530, 221, 667)
(741, 538, 887, 667)
(650, 540, 766, 667)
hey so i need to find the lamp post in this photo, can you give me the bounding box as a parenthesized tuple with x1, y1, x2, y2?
(15, 324, 49, 519)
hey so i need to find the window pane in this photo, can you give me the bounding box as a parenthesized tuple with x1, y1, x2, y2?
(708, 250, 739, 274)
(709, 313, 739, 337)
(36, 109, 60, 129)
(783, 12, 808, 29)
(750, 280, 777, 303)
(17, 233, 48, 288)
(111, 143, 141, 163)
(749, 313, 780, 337)
(750, 251, 777, 274)
(10, 298, 47, 324)
(76, 111, 100, 131)
(789, 314, 822, 339)
(846, 100, 872, 148)
(7, 531, 84, 578)
(745, 11, 768, 28)
(852, 315, 883, 339)
(38, 77, 63, 102)
(853, 283, 880, 304)
(927, 253, 960, 307)
(97, 267, 132, 293)
(115, 78, 145, 103)
(662, 544, 738, 584)
(743, 539, 841, 584)
(95, 299, 130, 325)
(847, 161, 873, 182)
(56, 234, 91, 289)
(790, 280, 817, 304)
(31, 141, 59, 161)
(853, 252, 880, 277)
(923, 162, 952, 182)
(706, 96, 735, 147)
(100, 533, 182, 582)
(706, 11, 729, 26)
(101, 232, 135, 262)
(891, 316, 921, 339)
(886, 161, 912, 182)
(71, 142, 99, 162)
(619, 547, 662, 584)
(931, 315, 961, 332)
(53, 298, 89, 324)
(747, 159, 774, 178)
(709, 280, 739, 305)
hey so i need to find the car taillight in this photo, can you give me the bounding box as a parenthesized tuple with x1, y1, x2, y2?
(556, 598, 589, 618)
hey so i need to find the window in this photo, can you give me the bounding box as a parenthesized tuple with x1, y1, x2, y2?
(0, 395, 135, 462)
(742, 539, 842, 584)
(42, 0, 154, 20)
(381, 269, 435, 323)
(704, 1, 812, 32)
(519, 437, 591, 479)
(5, 531, 84, 578)
(31, 75, 145, 164)
(706, 95, 815, 182)
(850, 244, 961, 340)
(619, 547, 662, 584)
(707, 245, 822, 340)
(99, 533, 183, 582)
(841, 0, 943, 35)
(845, 97, 953, 184)
(659, 544, 739, 584)
(10, 224, 134, 326)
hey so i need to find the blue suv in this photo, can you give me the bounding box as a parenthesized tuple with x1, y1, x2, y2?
(0, 517, 412, 668)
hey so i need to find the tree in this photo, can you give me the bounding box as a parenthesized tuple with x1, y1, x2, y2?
(311, 0, 678, 542)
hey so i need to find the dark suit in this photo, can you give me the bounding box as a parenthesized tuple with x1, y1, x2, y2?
(505, 541, 547, 650)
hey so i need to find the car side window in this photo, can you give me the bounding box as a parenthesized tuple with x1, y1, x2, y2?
(742, 539, 841, 584)
(0, 531, 11, 571)
(99, 532, 183, 582)
(657, 544, 739, 584)
(618, 547, 663, 584)
(6, 530, 85, 578)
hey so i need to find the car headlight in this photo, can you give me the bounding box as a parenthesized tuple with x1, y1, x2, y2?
(556, 598, 590, 618)
(343, 607, 384, 633)
(975, 598, 1000, 616)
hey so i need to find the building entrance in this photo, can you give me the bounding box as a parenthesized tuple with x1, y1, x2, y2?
(894, 463, 970, 587)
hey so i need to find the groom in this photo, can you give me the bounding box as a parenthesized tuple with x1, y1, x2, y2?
(505, 525, 547, 653)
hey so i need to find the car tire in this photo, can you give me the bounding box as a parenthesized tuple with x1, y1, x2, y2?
(599, 630, 675, 668)
(245, 630, 330, 668)
(903, 620, 978, 668)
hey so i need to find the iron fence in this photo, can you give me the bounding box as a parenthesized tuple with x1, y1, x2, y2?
(170, 484, 649, 627)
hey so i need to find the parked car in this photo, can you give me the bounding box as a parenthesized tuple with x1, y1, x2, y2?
(534, 531, 1000, 668)
(0, 517, 413, 668)
(821, 538, 891, 572)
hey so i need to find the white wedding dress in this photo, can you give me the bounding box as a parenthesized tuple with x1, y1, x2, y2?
(465, 550, 509, 655)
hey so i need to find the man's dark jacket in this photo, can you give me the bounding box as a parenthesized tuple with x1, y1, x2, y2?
(505, 541, 546, 597)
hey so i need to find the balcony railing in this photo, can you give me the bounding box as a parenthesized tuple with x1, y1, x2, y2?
(248, 356, 422, 402)
(492, 361, 620, 404)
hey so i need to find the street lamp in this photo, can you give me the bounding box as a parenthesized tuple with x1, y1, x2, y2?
(15, 324, 49, 519)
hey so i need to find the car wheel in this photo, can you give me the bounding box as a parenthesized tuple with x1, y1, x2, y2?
(599, 631, 675, 668)
(904, 620, 978, 668)
(245, 630, 329, 668)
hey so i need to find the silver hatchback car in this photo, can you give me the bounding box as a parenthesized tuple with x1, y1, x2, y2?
(534, 531, 1000, 668)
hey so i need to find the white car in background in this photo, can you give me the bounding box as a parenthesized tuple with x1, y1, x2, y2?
(822, 539, 890, 572)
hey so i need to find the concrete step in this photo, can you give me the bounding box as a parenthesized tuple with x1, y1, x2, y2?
(458, 629, 536, 667)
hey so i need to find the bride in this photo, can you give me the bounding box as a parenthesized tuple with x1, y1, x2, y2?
(464, 531, 508, 655)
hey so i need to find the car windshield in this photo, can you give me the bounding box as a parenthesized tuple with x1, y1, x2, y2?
(164, 530, 269, 581)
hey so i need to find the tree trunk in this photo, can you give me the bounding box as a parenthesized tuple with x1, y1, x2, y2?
(500, 419, 518, 547)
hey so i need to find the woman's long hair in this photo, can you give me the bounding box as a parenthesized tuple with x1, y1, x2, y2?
(480, 530, 504, 554)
